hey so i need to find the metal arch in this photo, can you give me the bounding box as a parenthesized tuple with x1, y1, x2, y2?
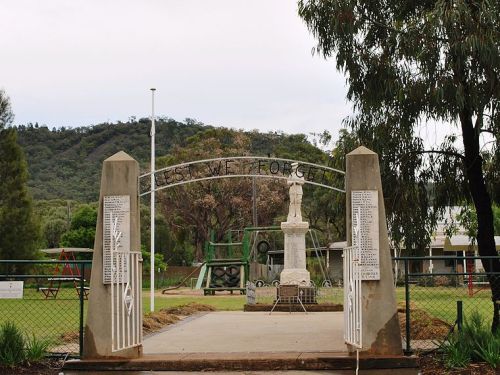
(140, 156, 345, 179)
(138, 156, 345, 196)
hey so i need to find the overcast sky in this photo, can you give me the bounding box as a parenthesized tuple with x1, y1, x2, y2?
(1, 0, 351, 139)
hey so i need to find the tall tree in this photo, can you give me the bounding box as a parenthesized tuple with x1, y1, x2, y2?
(60, 205, 97, 249)
(0, 91, 40, 261)
(299, 0, 500, 331)
(156, 129, 288, 261)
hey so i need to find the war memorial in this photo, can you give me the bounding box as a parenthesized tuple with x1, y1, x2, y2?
(61, 146, 419, 373)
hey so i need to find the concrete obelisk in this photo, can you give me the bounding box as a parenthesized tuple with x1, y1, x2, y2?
(83, 151, 142, 359)
(346, 146, 402, 355)
(280, 163, 310, 286)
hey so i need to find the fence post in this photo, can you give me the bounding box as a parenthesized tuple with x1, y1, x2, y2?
(79, 263, 85, 357)
(456, 300, 463, 331)
(404, 259, 412, 355)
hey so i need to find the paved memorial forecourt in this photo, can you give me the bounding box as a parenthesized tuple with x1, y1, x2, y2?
(143, 311, 346, 354)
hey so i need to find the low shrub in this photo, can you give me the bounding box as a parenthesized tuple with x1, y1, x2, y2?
(0, 322, 25, 367)
(25, 335, 52, 363)
(0, 321, 51, 367)
(441, 311, 500, 370)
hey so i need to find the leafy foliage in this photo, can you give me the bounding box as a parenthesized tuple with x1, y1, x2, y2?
(0, 90, 13, 130)
(0, 322, 51, 367)
(156, 129, 290, 260)
(24, 335, 52, 363)
(15, 118, 208, 201)
(0, 322, 25, 367)
(441, 311, 500, 369)
(60, 205, 97, 250)
(0, 128, 40, 260)
(298, 0, 500, 330)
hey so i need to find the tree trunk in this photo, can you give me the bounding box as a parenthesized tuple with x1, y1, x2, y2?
(460, 110, 500, 333)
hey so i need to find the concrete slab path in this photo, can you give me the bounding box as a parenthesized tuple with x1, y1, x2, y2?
(143, 311, 346, 354)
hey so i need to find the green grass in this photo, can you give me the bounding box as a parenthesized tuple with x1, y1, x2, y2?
(395, 286, 493, 325)
(0, 288, 83, 353)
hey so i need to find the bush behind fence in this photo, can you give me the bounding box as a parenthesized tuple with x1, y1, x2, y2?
(0, 260, 91, 357)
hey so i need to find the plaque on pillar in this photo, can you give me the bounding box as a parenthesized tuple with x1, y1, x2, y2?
(351, 190, 380, 280)
(103, 195, 130, 284)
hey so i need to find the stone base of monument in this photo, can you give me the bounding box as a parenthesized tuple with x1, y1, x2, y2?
(243, 303, 341, 312)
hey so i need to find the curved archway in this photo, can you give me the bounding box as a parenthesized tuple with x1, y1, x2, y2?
(139, 156, 345, 195)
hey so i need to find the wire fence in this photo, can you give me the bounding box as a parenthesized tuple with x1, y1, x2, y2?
(0, 260, 91, 357)
(395, 256, 500, 354)
(0, 256, 498, 357)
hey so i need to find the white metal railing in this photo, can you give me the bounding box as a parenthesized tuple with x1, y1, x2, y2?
(110, 215, 142, 352)
(343, 245, 362, 349)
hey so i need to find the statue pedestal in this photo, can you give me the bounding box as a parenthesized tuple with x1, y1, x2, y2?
(280, 221, 310, 286)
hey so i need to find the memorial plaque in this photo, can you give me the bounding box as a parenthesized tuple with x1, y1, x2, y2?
(352, 190, 380, 280)
(0, 281, 23, 299)
(246, 281, 256, 305)
(103, 195, 130, 284)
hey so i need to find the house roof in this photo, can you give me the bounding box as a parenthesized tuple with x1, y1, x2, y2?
(443, 235, 500, 252)
(40, 248, 93, 254)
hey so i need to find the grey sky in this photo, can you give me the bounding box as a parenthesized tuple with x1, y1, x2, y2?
(1, 0, 350, 138)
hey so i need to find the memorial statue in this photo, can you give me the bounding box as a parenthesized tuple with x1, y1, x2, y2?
(280, 162, 310, 287)
(287, 163, 304, 223)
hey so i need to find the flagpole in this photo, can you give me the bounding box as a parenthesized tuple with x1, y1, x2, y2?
(150, 88, 156, 312)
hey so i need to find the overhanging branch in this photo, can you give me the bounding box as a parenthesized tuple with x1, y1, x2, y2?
(401, 150, 465, 159)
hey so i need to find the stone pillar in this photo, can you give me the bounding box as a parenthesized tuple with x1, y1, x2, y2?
(280, 222, 310, 285)
(346, 146, 402, 355)
(83, 151, 142, 359)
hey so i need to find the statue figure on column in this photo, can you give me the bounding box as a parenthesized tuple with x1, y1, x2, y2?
(287, 163, 305, 223)
(280, 162, 310, 286)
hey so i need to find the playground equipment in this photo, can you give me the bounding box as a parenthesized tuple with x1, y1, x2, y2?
(161, 262, 206, 293)
(39, 248, 92, 299)
(195, 226, 333, 294)
(201, 229, 248, 295)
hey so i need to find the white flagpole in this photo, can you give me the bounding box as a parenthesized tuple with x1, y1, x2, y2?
(150, 88, 156, 312)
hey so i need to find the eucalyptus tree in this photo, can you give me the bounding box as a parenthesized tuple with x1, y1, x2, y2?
(0, 91, 40, 262)
(298, 0, 500, 331)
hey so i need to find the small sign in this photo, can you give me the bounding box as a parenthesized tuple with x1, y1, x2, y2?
(0, 281, 23, 299)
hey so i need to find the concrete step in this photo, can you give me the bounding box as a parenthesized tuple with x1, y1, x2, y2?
(63, 352, 419, 373)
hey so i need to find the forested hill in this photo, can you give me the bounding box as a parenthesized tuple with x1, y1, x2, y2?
(15, 119, 324, 202)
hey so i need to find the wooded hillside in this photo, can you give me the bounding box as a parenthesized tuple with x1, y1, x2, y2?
(15, 119, 322, 201)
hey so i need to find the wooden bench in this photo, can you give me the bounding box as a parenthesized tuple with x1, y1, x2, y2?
(39, 278, 89, 299)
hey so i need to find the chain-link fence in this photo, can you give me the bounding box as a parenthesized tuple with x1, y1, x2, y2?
(0, 260, 91, 357)
(395, 255, 500, 354)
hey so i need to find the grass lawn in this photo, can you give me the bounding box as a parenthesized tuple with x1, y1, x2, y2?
(396, 285, 494, 325)
(0, 285, 494, 353)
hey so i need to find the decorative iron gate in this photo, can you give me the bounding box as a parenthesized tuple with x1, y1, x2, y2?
(110, 215, 142, 352)
(343, 207, 362, 349)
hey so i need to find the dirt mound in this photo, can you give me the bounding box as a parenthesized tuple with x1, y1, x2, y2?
(162, 302, 216, 315)
(143, 303, 216, 335)
(398, 303, 452, 340)
(60, 330, 79, 343)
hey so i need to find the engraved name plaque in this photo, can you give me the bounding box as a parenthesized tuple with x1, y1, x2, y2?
(352, 190, 380, 280)
(103, 195, 130, 284)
